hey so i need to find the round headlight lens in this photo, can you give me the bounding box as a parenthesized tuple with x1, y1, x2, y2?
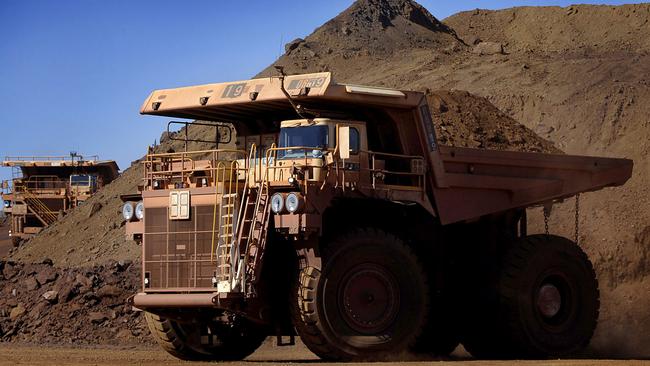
(122, 202, 134, 221)
(271, 193, 284, 214)
(285, 192, 304, 214)
(135, 201, 145, 220)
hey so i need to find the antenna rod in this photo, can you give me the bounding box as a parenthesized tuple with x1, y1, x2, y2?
(274, 65, 310, 120)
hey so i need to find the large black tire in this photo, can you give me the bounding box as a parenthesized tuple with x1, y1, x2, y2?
(11, 237, 21, 247)
(501, 235, 599, 357)
(144, 312, 266, 361)
(463, 235, 599, 359)
(292, 228, 429, 361)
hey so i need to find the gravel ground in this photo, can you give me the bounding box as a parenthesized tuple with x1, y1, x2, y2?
(2, 343, 650, 366)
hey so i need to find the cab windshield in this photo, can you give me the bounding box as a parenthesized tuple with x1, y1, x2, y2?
(278, 125, 329, 159)
(70, 174, 96, 187)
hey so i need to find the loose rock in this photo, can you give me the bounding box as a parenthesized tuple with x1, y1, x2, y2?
(9, 305, 25, 321)
(23, 277, 39, 291)
(472, 41, 504, 55)
(42, 290, 59, 303)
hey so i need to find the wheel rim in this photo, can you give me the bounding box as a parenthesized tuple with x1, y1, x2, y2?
(339, 264, 400, 335)
(537, 283, 562, 319)
(534, 274, 574, 327)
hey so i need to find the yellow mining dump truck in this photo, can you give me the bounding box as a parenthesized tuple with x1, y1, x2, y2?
(124, 71, 632, 361)
(1, 154, 119, 244)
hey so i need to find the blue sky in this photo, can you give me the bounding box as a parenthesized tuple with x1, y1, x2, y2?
(0, 0, 643, 183)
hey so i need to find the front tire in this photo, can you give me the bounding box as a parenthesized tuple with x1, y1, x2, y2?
(292, 228, 429, 361)
(144, 312, 266, 361)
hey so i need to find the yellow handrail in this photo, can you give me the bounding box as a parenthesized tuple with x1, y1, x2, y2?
(22, 190, 58, 224)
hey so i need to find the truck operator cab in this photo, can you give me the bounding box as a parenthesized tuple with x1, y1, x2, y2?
(69, 174, 99, 204)
(266, 118, 367, 184)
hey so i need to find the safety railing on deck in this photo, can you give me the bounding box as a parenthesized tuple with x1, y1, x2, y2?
(4, 155, 99, 163)
(12, 176, 68, 196)
(262, 146, 426, 192)
(364, 150, 426, 192)
(143, 149, 247, 190)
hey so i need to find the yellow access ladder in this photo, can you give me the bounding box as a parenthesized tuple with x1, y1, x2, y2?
(211, 160, 240, 290)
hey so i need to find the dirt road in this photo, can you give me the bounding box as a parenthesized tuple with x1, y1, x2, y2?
(1, 343, 650, 366)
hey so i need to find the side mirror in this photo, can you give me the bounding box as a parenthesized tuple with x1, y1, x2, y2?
(338, 126, 350, 160)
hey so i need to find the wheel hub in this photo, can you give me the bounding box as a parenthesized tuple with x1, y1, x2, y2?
(537, 283, 562, 319)
(340, 266, 400, 334)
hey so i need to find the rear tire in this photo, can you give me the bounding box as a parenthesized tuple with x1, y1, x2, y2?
(11, 237, 20, 247)
(292, 228, 429, 361)
(462, 235, 599, 359)
(144, 312, 266, 361)
(500, 234, 599, 358)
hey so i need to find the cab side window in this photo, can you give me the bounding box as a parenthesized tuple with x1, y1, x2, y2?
(350, 127, 360, 154)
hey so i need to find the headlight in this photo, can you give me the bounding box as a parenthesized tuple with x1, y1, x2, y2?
(271, 193, 284, 214)
(135, 201, 145, 220)
(285, 192, 304, 214)
(122, 202, 135, 221)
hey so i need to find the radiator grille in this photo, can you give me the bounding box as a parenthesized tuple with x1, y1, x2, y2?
(143, 206, 218, 290)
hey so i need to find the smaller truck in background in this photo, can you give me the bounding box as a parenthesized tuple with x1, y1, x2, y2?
(1, 153, 119, 244)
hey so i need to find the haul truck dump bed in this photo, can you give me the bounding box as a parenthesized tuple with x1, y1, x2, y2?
(128, 71, 632, 361)
(2, 154, 119, 243)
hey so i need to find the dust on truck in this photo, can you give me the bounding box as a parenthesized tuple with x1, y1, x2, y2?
(1, 154, 119, 245)
(124, 72, 633, 361)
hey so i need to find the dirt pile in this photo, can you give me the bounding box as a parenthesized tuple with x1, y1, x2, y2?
(0, 260, 152, 346)
(427, 90, 559, 153)
(446, 4, 650, 55)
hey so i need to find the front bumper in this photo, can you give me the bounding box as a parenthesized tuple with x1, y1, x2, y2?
(129, 292, 219, 309)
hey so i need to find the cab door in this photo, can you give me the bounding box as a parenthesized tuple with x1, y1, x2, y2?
(335, 122, 369, 188)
